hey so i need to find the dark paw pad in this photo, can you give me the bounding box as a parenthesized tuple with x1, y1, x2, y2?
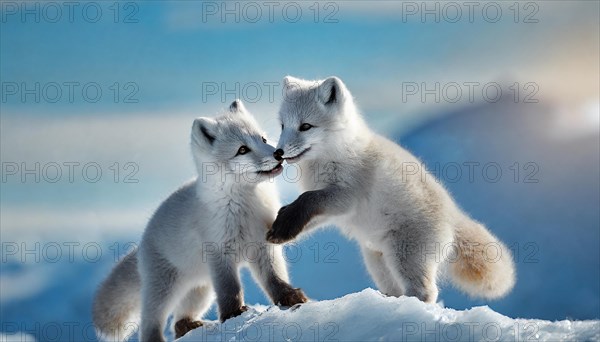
(277, 288, 308, 307)
(174, 318, 203, 339)
(220, 305, 248, 322)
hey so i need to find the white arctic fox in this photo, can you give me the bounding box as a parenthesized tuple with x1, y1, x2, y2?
(93, 100, 307, 342)
(267, 76, 516, 303)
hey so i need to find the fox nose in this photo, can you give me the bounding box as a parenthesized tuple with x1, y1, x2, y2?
(273, 149, 284, 161)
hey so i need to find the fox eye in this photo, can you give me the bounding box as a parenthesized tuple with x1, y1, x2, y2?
(236, 146, 251, 156)
(281, 124, 284, 130)
(262, 136, 267, 143)
(299, 123, 313, 132)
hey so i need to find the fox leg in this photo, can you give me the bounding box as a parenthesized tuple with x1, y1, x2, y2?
(360, 246, 404, 297)
(248, 244, 307, 306)
(383, 229, 440, 303)
(207, 253, 248, 322)
(173, 285, 214, 338)
(139, 264, 183, 342)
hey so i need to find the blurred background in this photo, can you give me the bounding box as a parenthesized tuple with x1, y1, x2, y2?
(1, 1, 599, 341)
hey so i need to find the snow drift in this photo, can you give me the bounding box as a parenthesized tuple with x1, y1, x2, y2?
(179, 289, 599, 342)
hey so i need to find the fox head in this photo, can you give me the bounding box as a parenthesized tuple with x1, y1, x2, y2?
(191, 100, 283, 185)
(274, 76, 367, 164)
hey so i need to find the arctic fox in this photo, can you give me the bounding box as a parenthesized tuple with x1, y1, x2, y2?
(93, 100, 307, 342)
(267, 76, 516, 303)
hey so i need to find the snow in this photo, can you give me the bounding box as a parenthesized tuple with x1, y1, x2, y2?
(179, 289, 600, 342)
(0, 332, 36, 342)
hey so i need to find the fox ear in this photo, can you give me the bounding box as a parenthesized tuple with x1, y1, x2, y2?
(318, 76, 346, 106)
(229, 99, 247, 114)
(193, 117, 217, 146)
(283, 76, 301, 90)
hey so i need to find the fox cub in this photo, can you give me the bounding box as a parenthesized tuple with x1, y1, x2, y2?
(93, 101, 307, 342)
(267, 76, 515, 303)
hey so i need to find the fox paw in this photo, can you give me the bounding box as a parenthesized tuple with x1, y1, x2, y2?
(174, 318, 203, 338)
(266, 204, 310, 244)
(266, 228, 295, 244)
(220, 305, 248, 322)
(276, 288, 308, 307)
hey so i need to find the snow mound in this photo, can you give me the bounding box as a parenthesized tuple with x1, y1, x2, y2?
(179, 289, 599, 342)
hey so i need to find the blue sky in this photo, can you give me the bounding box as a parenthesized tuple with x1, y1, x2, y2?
(2, 1, 598, 114)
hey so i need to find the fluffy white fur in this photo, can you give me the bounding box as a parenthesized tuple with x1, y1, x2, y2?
(267, 76, 516, 303)
(93, 101, 306, 342)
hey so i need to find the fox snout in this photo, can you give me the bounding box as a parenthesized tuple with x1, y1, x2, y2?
(273, 149, 284, 161)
